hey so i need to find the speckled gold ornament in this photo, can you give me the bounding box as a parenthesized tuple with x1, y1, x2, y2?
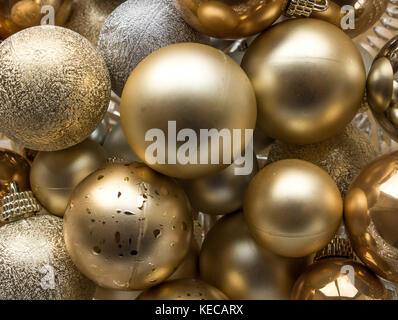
(137, 278, 228, 300)
(63, 162, 193, 290)
(30, 139, 108, 217)
(267, 124, 377, 198)
(0, 26, 111, 151)
(0, 211, 95, 300)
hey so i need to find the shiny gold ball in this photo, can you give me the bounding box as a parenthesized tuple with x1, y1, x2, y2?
(344, 151, 398, 283)
(120, 43, 257, 179)
(244, 159, 343, 258)
(291, 258, 389, 300)
(267, 124, 378, 198)
(137, 278, 228, 300)
(200, 212, 310, 299)
(179, 159, 258, 215)
(63, 162, 193, 290)
(0, 211, 95, 300)
(0, 148, 30, 203)
(30, 139, 108, 217)
(0, 26, 111, 151)
(241, 19, 366, 145)
(173, 0, 287, 39)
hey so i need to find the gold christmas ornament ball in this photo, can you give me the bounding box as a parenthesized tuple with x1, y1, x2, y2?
(173, 0, 287, 39)
(137, 278, 228, 300)
(200, 212, 310, 299)
(30, 139, 108, 217)
(291, 258, 388, 300)
(0, 26, 111, 151)
(241, 19, 366, 145)
(244, 159, 343, 258)
(267, 124, 378, 198)
(0, 148, 30, 203)
(63, 162, 193, 290)
(97, 0, 209, 97)
(121, 43, 257, 179)
(0, 211, 95, 300)
(344, 151, 398, 283)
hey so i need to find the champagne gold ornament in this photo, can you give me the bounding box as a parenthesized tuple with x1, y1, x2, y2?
(98, 0, 209, 97)
(244, 159, 343, 258)
(137, 278, 228, 300)
(63, 163, 193, 290)
(200, 212, 310, 299)
(344, 151, 398, 283)
(267, 124, 377, 198)
(30, 139, 108, 217)
(0, 210, 95, 300)
(121, 43, 257, 179)
(173, 0, 288, 39)
(0, 26, 111, 151)
(241, 19, 366, 145)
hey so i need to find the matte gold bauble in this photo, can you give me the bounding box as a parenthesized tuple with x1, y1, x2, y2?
(241, 19, 366, 145)
(0, 26, 111, 151)
(121, 43, 257, 179)
(63, 162, 193, 290)
(291, 258, 388, 300)
(200, 212, 310, 299)
(173, 0, 287, 39)
(65, 0, 125, 45)
(30, 139, 108, 217)
(244, 159, 343, 258)
(179, 159, 258, 215)
(0, 211, 95, 300)
(267, 124, 377, 198)
(344, 151, 398, 283)
(0, 148, 30, 203)
(137, 278, 228, 300)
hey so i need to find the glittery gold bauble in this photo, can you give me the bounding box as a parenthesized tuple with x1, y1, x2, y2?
(179, 159, 258, 216)
(98, 0, 209, 97)
(30, 139, 108, 217)
(93, 286, 141, 300)
(291, 258, 388, 300)
(65, 0, 125, 45)
(244, 159, 343, 258)
(137, 279, 228, 300)
(173, 0, 287, 39)
(267, 124, 377, 198)
(0, 149, 30, 203)
(121, 43, 257, 179)
(344, 151, 398, 283)
(0, 26, 111, 151)
(200, 212, 310, 299)
(0, 211, 95, 300)
(63, 162, 193, 290)
(241, 19, 366, 145)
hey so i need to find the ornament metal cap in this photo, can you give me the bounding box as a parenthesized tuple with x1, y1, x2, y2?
(286, 0, 329, 17)
(314, 237, 354, 261)
(0, 182, 40, 223)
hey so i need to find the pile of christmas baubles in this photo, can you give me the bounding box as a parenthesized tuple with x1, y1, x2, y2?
(0, 0, 397, 300)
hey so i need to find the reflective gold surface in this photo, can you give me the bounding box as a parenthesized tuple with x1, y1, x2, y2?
(30, 139, 108, 217)
(292, 258, 388, 300)
(137, 278, 228, 300)
(344, 151, 398, 283)
(64, 163, 193, 290)
(121, 43, 257, 179)
(241, 19, 366, 145)
(173, 0, 287, 39)
(200, 212, 310, 299)
(244, 159, 343, 258)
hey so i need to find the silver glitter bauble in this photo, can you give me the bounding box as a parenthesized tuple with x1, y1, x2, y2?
(267, 124, 377, 198)
(0, 211, 95, 300)
(97, 0, 209, 97)
(0, 25, 111, 151)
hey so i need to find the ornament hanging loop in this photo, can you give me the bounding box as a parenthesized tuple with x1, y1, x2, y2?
(286, 0, 329, 17)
